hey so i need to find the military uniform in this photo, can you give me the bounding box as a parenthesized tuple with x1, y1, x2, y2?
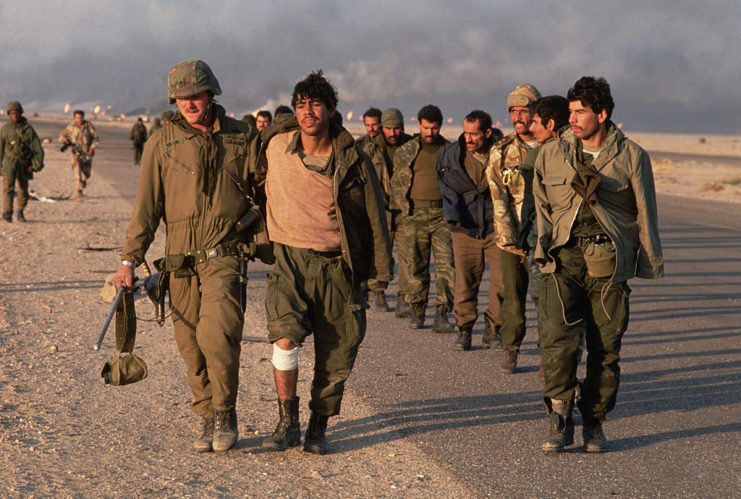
(258, 116, 392, 416)
(121, 104, 257, 419)
(0, 105, 44, 221)
(390, 134, 455, 327)
(59, 118, 99, 195)
(534, 122, 663, 449)
(130, 121, 147, 164)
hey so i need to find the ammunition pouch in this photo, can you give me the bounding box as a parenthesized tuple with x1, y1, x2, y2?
(581, 236, 616, 279)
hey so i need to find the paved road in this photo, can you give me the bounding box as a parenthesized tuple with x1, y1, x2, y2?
(54, 118, 740, 496)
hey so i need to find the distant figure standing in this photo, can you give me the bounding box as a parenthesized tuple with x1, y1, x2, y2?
(59, 110, 99, 199)
(130, 117, 147, 165)
(0, 101, 44, 222)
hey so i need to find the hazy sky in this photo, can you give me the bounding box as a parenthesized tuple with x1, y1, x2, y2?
(1, 0, 739, 133)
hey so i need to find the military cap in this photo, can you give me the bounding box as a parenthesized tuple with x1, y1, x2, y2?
(507, 84, 541, 112)
(7, 101, 23, 114)
(381, 108, 404, 127)
(167, 59, 222, 104)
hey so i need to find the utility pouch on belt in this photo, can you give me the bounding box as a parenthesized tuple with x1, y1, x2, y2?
(165, 254, 196, 278)
(583, 239, 616, 278)
(101, 291, 148, 385)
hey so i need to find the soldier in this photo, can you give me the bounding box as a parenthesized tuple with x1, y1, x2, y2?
(113, 60, 258, 453)
(355, 107, 381, 151)
(520, 95, 571, 376)
(534, 77, 663, 452)
(486, 83, 541, 373)
(0, 101, 44, 222)
(255, 110, 272, 131)
(148, 118, 162, 138)
(59, 109, 99, 199)
(259, 71, 391, 455)
(358, 107, 413, 312)
(129, 117, 147, 165)
(437, 110, 503, 351)
(390, 105, 455, 332)
(161, 110, 174, 125)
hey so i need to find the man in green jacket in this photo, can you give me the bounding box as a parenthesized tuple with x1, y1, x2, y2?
(259, 71, 392, 455)
(534, 77, 663, 453)
(390, 105, 454, 332)
(0, 101, 44, 222)
(129, 117, 147, 165)
(113, 60, 258, 453)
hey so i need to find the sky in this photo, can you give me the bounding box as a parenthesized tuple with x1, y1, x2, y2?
(1, 0, 740, 133)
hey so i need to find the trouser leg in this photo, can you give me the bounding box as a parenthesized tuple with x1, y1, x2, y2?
(429, 208, 455, 309)
(451, 232, 484, 329)
(483, 234, 504, 332)
(500, 250, 529, 351)
(16, 176, 29, 211)
(405, 208, 433, 306)
(395, 212, 412, 302)
(2, 175, 14, 214)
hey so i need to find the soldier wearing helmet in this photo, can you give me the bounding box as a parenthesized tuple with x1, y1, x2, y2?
(1, 101, 44, 222)
(113, 60, 258, 453)
(59, 109, 99, 199)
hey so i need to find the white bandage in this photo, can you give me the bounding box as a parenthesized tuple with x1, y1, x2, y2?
(271, 343, 299, 371)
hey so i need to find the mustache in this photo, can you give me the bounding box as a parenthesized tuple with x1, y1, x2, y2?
(184, 106, 200, 113)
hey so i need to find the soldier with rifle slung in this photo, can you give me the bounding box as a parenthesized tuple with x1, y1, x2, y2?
(59, 109, 98, 199)
(113, 60, 259, 453)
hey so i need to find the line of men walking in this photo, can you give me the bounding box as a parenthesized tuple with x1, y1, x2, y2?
(106, 58, 662, 456)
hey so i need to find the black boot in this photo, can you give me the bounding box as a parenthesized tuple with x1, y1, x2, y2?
(482, 319, 502, 349)
(409, 302, 425, 329)
(303, 412, 329, 455)
(373, 290, 390, 312)
(2, 211, 12, 223)
(213, 408, 238, 452)
(395, 297, 413, 318)
(432, 305, 454, 333)
(262, 398, 300, 451)
(193, 415, 215, 453)
(582, 413, 608, 453)
(452, 326, 472, 351)
(541, 398, 574, 453)
(16, 210, 25, 222)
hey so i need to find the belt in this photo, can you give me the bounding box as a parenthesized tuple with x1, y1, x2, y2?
(410, 199, 443, 209)
(574, 234, 611, 247)
(183, 241, 240, 266)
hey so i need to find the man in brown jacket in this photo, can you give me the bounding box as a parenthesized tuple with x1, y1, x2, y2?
(113, 60, 258, 453)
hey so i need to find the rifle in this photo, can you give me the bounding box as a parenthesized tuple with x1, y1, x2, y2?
(59, 141, 91, 163)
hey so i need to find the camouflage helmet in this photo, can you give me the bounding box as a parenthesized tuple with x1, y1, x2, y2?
(7, 101, 23, 114)
(167, 60, 221, 104)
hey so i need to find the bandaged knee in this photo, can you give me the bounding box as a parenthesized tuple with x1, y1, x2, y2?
(271, 343, 299, 371)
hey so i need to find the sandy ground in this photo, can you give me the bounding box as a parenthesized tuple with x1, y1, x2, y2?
(0, 116, 739, 497)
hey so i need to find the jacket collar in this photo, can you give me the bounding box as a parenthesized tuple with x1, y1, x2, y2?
(557, 121, 623, 171)
(172, 103, 226, 137)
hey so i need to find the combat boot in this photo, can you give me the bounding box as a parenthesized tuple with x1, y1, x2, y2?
(583, 421, 608, 453)
(395, 298, 413, 318)
(500, 348, 519, 374)
(303, 412, 329, 455)
(262, 398, 300, 451)
(16, 210, 25, 223)
(542, 398, 574, 453)
(2, 211, 12, 223)
(482, 320, 502, 349)
(409, 302, 425, 329)
(193, 415, 215, 453)
(452, 326, 472, 351)
(432, 305, 454, 333)
(373, 290, 390, 312)
(212, 408, 238, 452)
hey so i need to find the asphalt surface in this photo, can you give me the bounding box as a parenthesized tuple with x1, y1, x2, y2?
(39, 117, 740, 496)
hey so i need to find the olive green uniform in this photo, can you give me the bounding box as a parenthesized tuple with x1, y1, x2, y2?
(0, 118, 44, 216)
(258, 117, 392, 416)
(534, 123, 663, 423)
(129, 122, 147, 164)
(120, 105, 257, 417)
(390, 135, 454, 310)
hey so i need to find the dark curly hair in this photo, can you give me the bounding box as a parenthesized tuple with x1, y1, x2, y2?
(291, 70, 338, 111)
(567, 76, 614, 119)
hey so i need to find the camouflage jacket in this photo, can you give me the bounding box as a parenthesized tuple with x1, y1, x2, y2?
(59, 120, 99, 151)
(533, 123, 664, 282)
(389, 134, 449, 214)
(0, 118, 44, 178)
(130, 123, 147, 144)
(256, 116, 393, 287)
(121, 104, 258, 264)
(485, 133, 533, 255)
